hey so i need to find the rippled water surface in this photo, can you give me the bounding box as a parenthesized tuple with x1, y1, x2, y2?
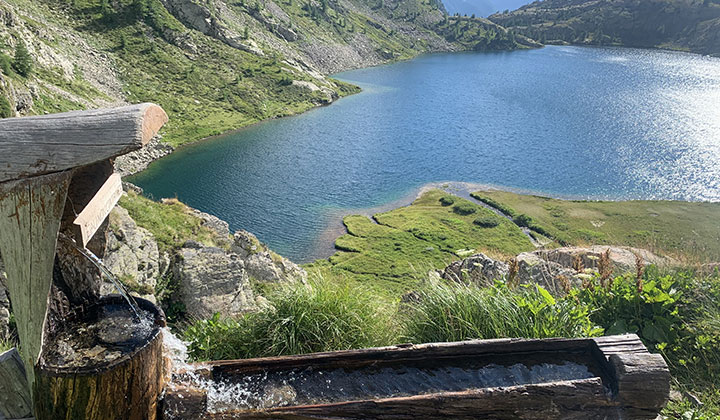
(131, 46, 720, 262)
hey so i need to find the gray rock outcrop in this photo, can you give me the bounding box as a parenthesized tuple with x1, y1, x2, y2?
(441, 246, 672, 295)
(114, 137, 174, 177)
(441, 253, 509, 286)
(231, 230, 307, 285)
(0, 253, 10, 340)
(174, 246, 257, 319)
(104, 206, 167, 299)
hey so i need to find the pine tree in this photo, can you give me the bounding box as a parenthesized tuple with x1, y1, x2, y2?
(13, 40, 32, 77)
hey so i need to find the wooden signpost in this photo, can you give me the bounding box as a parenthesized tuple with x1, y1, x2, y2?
(72, 173, 124, 247)
(0, 103, 167, 415)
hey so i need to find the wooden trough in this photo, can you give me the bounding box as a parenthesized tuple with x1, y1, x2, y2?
(164, 334, 670, 420)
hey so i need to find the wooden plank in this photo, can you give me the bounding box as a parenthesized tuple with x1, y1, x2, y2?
(208, 337, 593, 375)
(0, 348, 33, 419)
(72, 173, 123, 247)
(0, 171, 72, 395)
(0, 103, 168, 182)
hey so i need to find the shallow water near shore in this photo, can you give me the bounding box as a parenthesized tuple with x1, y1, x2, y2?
(131, 46, 720, 263)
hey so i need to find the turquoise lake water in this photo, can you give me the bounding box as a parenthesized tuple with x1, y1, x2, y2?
(131, 46, 720, 262)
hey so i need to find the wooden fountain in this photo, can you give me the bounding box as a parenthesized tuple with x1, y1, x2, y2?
(0, 103, 168, 420)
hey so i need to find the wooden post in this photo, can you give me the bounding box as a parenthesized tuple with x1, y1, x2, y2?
(0, 171, 72, 391)
(0, 103, 168, 415)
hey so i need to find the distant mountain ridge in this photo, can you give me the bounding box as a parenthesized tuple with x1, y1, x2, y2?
(443, 0, 533, 17)
(489, 0, 720, 56)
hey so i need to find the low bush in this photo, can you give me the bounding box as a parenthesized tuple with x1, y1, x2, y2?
(575, 269, 720, 390)
(473, 216, 500, 228)
(401, 281, 601, 344)
(439, 196, 455, 206)
(184, 279, 396, 361)
(452, 203, 477, 215)
(512, 213, 533, 227)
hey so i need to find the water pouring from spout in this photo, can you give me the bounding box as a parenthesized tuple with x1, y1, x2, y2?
(58, 232, 142, 321)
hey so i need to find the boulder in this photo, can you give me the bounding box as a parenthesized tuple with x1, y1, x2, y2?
(514, 252, 583, 295)
(174, 246, 257, 319)
(231, 230, 307, 284)
(529, 246, 670, 272)
(440, 253, 509, 286)
(103, 206, 163, 296)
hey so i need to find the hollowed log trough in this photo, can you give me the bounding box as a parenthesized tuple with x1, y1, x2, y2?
(164, 334, 670, 420)
(33, 296, 167, 420)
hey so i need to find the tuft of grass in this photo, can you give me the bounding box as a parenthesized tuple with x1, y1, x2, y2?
(401, 280, 602, 344)
(184, 278, 397, 361)
(473, 216, 500, 228)
(0, 338, 14, 353)
(452, 202, 477, 215)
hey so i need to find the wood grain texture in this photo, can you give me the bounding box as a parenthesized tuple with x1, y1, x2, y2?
(0, 171, 72, 392)
(72, 173, 123, 247)
(0, 103, 167, 182)
(609, 352, 671, 419)
(0, 348, 33, 419)
(209, 337, 591, 375)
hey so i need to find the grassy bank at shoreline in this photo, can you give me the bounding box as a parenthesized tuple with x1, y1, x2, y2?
(303, 188, 720, 300)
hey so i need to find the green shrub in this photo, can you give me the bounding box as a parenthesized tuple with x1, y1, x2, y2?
(473, 216, 500, 228)
(0, 53, 12, 75)
(452, 203, 477, 215)
(513, 213, 533, 227)
(575, 269, 720, 389)
(0, 95, 12, 118)
(439, 196, 455, 206)
(184, 279, 396, 361)
(401, 281, 601, 344)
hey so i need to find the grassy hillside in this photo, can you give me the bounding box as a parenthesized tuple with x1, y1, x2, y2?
(471, 190, 720, 262)
(489, 0, 720, 56)
(0, 0, 529, 147)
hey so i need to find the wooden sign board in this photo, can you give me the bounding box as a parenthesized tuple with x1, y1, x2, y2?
(72, 173, 123, 247)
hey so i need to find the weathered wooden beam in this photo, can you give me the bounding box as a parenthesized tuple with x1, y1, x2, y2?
(72, 173, 123, 247)
(0, 103, 168, 182)
(0, 171, 72, 393)
(0, 348, 33, 419)
(609, 352, 671, 419)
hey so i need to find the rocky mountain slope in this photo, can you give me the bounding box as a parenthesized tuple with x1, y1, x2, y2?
(489, 0, 720, 56)
(0, 0, 529, 153)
